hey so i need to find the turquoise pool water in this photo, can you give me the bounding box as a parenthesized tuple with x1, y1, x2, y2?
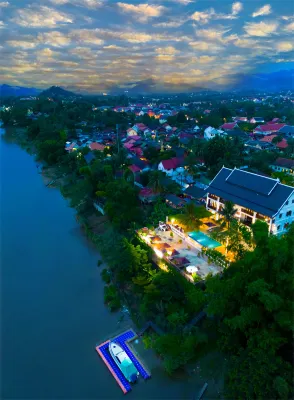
(188, 231, 221, 249)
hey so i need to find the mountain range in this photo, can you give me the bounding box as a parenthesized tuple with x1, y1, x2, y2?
(0, 84, 41, 97)
(1, 70, 293, 96)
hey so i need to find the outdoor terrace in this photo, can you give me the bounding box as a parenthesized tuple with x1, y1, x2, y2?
(138, 225, 223, 282)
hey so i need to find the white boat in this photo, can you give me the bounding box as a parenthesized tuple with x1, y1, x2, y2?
(109, 342, 139, 383)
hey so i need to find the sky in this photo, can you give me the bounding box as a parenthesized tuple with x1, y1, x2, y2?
(0, 0, 294, 93)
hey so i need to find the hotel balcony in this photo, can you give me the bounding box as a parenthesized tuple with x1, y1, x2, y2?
(207, 201, 218, 211)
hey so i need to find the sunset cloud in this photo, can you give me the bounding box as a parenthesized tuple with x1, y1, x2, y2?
(50, 0, 103, 8)
(244, 21, 278, 36)
(117, 3, 165, 22)
(12, 5, 73, 28)
(1, 0, 293, 92)
(252, 5, 272, 18)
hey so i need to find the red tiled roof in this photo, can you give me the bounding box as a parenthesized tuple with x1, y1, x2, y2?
(255, 123, 286, 132)
(221, 122, 238, 130)
(89, 142, 105, 151)
(128, 164, 141, 173)
(276, 139, 288, 149)
(135, 123, 147, 131)
(260, 134, 277, 143)
(161, 157, 183, 170)
(273, 157, 294, 168)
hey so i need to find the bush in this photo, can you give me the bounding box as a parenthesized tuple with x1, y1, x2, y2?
(192, 273, 202, 283)
(179, 239, 182, 244)
(104, 284, 121, 311)
(97, 259, 103, 267)
(101, 268, 111, 284)
(170, 232, 174, 237)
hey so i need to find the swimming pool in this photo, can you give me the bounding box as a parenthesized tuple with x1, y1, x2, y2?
(188, 231, 221, 249)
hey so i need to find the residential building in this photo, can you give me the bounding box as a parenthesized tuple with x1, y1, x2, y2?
(270, 158, 294, 175)
(250, 117, 265, 124)
(205, 167, 294, 235)
(279, 125, 294, 138)
(89, 142, 105, 151)
(204, 126, 226, 140)
(220, 122, 238, 130)
(158, 157, 184, 176)
(254, 123, 286, 136)
(245, 140, 276, 151)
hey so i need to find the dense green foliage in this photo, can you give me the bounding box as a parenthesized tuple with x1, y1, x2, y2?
(206, 221, 294, 399)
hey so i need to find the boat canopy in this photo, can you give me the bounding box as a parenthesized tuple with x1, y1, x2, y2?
(120, 359, 138, 381)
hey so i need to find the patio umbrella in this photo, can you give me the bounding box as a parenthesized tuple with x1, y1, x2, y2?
(150, 235, 162, 243)
(162, 242, 171, 249)
(171, 249, 180, 256)
(173, 257, 190, 266)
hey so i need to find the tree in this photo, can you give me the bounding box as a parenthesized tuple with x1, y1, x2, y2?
(206, 224, 294, 399)
(272, 135, 283, 144)
(175, 204, 211, 230)
(104, 179, 140, 230)
(271, 171, 294, 187)
(148, 170, 165, 194)
(176, 111, 187, 124)
(222, 200, 237, 229)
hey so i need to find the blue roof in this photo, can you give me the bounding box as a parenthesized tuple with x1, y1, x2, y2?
(207, 167, 293, 217)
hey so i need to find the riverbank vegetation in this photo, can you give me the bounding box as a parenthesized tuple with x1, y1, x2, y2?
(1, 99, 293, 399)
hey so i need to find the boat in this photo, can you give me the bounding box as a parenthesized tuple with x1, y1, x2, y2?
(109, 342, 139, 383)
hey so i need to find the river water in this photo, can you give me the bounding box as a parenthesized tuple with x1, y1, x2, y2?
(1, 125, 207, 399)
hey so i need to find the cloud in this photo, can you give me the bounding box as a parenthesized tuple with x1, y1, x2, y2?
(191, 8, 215, 24)
(103, 45, 125, 51)
(284, 21, 294, 32)
(6, 40, 37, 49)
(12, 5, 73, 28)
(275, 41, 293, 52)
(232, 2, 243, 15)
(156, 54, 175, 61)
(190, 5, 243, 24)
(198, 55, 216, 63)
(244, 21, 278, 36)
(0, 2, 9, 7)
(155, 46, 178, 55)
(38, 31, 71, 47)
(49, 0, 103, 9)
(189, 40, 224, 52)
(117, 3, 165, 22)
(252, 5, 271, 18)
(70, 29, 104, 45)
(153, 17, 187, 28)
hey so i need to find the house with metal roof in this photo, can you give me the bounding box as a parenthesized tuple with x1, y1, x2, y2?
(205, 167, 294, 235)
(270, 158, 294, 176)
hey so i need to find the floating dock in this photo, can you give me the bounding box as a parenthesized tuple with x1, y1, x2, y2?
(95, 329, 151, 394)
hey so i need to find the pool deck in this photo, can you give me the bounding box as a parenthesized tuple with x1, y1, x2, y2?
(145, 228, 223, 279)
(95, 329, 151, 394)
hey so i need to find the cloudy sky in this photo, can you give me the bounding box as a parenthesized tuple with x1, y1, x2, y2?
(0, 0, 293, 92)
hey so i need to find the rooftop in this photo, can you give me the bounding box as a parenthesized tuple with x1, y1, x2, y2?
(207, 167, 293, 217)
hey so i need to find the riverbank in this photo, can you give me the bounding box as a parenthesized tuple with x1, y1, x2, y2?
(1, 124, 226, 398)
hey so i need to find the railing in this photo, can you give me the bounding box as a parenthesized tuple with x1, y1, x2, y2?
(207, 202, 217, 211)
(241, 208, 255, 217)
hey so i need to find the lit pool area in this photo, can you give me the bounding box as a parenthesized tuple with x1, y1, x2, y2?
(188, 231, 221, 249)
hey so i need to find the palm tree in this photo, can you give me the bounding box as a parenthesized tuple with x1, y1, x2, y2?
(222, 200, 237, 229)
(148, 171, 164, 194)
(176, 203, 210, 230)
(221, 200, 238, 255)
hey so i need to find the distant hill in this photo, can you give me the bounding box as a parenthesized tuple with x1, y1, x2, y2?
(0, 84, 41, 97)
(40, 86, 77, 98)
(232, 69, 294, 92)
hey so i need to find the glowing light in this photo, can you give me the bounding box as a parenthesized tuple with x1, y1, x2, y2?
(154, 249, 163, 259)
(171, 218, 175, 224)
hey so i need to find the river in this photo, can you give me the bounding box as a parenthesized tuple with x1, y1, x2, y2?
(1, 125, 211, 399)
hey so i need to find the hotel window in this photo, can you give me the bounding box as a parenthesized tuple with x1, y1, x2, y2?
(279, 213, 282, 218)
(292, 199, 294, 204)
(285, 201, 289, 205)
(277, 225, 280, 231)
(284, 223, 290, 229)
(286, 210, 292, 217)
